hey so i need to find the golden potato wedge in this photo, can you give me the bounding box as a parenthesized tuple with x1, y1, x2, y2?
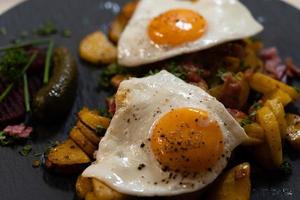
(206, 163, 251, 200)
(108, 0, 139, 43)
(249, 72, 300, 101)
(242, 123, 264, 146)
(79, 31, 117, 64)
(76, 175, 93, 199)
(78, 107, 111, 130)
(77, 120, 101, 145)
(256, 106, 283, 167)
(45, 139, 90, 174)
(286, 114, 300, 152)
(263, 89, 292, 106)
(70, 127, 97, 158)
(92, 178, 129, 200)
(243, 123, 274, 169)
(265, 99, 287, 138)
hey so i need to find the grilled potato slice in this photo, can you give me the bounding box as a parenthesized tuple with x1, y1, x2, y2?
(70, 127, 97, 158)
(45, 139, 90, 174)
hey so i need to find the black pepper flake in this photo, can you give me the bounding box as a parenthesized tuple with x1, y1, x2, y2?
(160, 134, 165, 138)
(195, 118, 199, 122)
(127, 119, 130, 123)
(154, 182, 158, 185)
(138, 164, 146, 170)
(162, 166, 169, 172)
(140, 143, 145, 148)
(207, 168, 212, 172)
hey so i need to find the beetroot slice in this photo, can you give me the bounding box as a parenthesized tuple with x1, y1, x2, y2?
(0, 75, 42, 128)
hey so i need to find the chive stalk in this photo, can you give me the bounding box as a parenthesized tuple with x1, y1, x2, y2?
(0, 52, 37, 103)
(23, 73, 30, 112)
(43, 39, 54, 84)
(0, 39, 50, 52)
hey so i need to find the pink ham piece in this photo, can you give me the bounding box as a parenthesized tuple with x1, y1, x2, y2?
(3, 124, 33, 138)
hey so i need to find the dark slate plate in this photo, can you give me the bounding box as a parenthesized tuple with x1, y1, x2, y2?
(0, 0, 299, 199)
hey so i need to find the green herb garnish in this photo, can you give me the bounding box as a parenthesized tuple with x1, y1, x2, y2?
(279, 161, 292, 175)
(240, 117, 253, 127)
(0, 39, 50, 52)
(19, 144, 32, 156)
(165, 61, 186, 79)
(62, 29, 72, 38)
(99, 63, 127, 87)
(0, 131, 17, 146)
(0, 52, 37, 103)
(99, 108, 113, 118)
(36, 21, 57, 36)
(0, 27, 7, 35)
(43, 39, 54, 84)
(252, 101, 263, 110)
(216, 67, 227, 79)
(23, 73, 30, 112)
(95, 125, 106, 136)
(294, 86, 300, 93)
(0, 48, 30, 80)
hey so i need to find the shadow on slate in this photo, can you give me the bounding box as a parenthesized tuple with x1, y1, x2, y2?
(0, 0, 299, 199)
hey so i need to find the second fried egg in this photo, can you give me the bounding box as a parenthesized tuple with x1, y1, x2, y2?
(82, 71, 249, 196)
(118, 0, 263, 67)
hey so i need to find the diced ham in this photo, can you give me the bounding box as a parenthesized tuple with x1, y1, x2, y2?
(3, 124, 33, 138)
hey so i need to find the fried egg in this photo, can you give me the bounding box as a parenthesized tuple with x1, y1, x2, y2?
(118, 0, 263, 67)
(82, 70, 249, 196)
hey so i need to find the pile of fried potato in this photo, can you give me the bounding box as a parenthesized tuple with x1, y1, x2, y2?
(45, 107, 110, 173)
(245, 72, 300, 169)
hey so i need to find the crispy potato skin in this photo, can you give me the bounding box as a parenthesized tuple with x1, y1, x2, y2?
(108, 0, 139, 43)
(45, 139, 90, 174)
(256, 106, 282, 167)
(79, 31, 117, 64)
(205, 163, 251, 200)
(70, 127, 97, 158)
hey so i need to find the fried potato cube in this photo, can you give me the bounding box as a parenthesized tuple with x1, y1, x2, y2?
(206, 163, 251, 200)
(249, 72, 300, 101)
(79, 31, 117, 64)
(111, 74, 130, 89)
(76, 175, 93, 199)
(45, 139, 90, 174)
(242, 123, 265, 146)
(256, 106, 283, 167)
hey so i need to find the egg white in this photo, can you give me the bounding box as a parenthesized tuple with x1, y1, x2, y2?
(118, 0, 263, 67)
(82, 70, 248, 196)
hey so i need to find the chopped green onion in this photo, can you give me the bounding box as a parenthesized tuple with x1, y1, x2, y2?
(19, 144, 32, 156)
(0, 83, 14, 103)
(0, 52, 37, 103)
(62, 29, 72, 38)
(43, 39, 54, 84)
(23, 73, 30, 112)
(0, 39, 50, 52)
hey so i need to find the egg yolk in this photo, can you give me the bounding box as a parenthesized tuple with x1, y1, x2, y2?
(148, 9, 207, 46)
(150, 108, 224, 173)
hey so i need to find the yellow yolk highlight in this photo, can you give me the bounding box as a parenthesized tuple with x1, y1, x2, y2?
(148, 9, 207, 46)
(151, 108, 224, 173)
